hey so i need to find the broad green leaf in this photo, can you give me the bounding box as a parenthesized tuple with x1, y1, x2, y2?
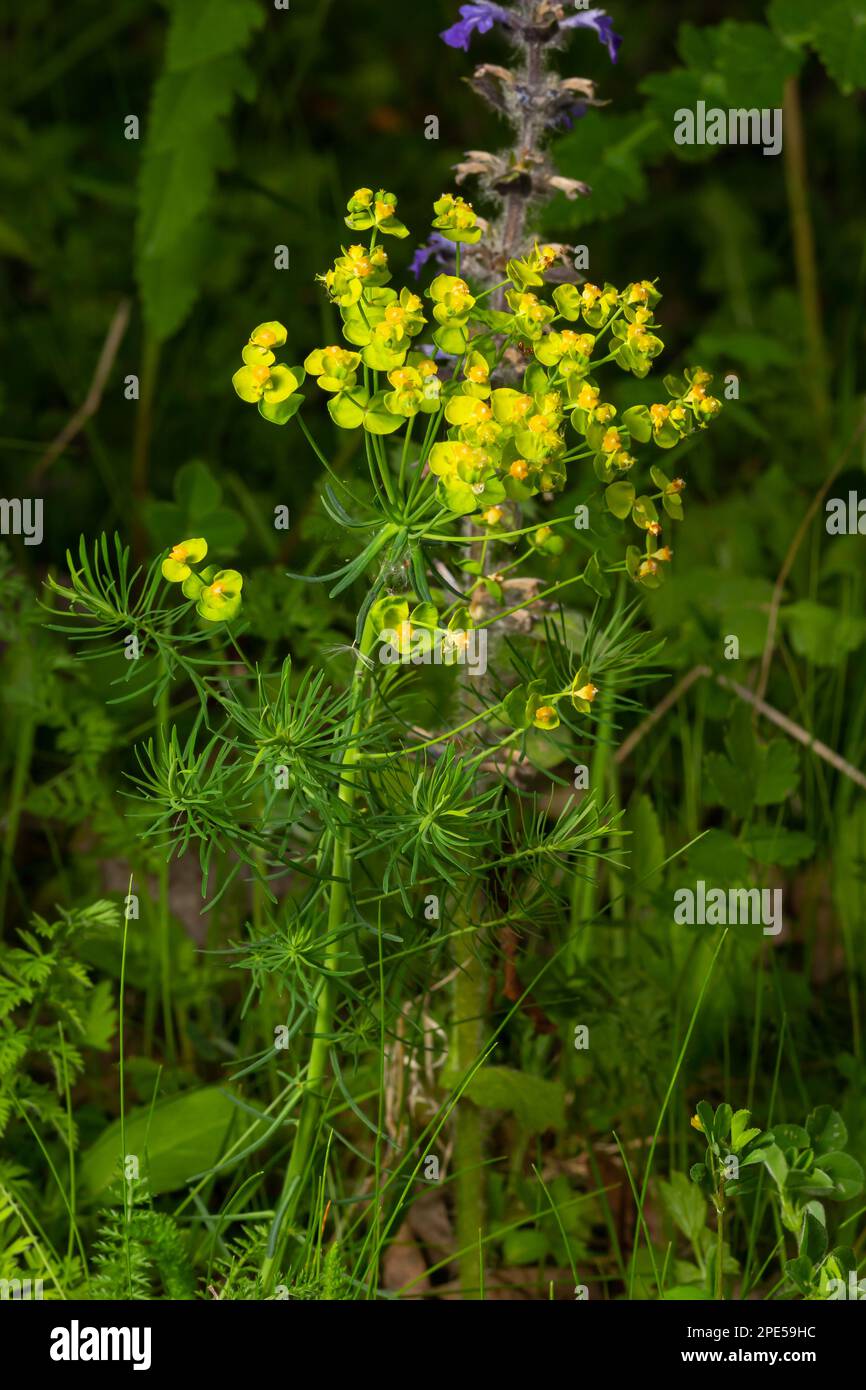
(166, 0, 265, 69)
(659, 1171, 707, 1245)
(768, 0, 819, 46)
(690, 1162, 713, 1193)
(741, 1141, 788, 1189)
(815, 1151, 864, 1201)
(549, 113, 666, 227)
(466, 1066, 565, 1134)
(813, 0, 866, 94)
(502, 1228, 549, 1266)
(704, 752, 754, 819)
(785, 1255, 814, 1296)
(135, 0, 265, 340)
(708, 20, 802, 106)
(743, 826, 815, 867)
(785, 1168, 834, 1195)
(714, 1103, 733, 1142)
(143, 461, 246, 552)
(696, 1100, 715, 1141)
(732, 1127, 761, 1153)
(688, 830, 750, 883)
(503, 684, 529, 729)
(782, 600, 866, 666)
(724, 702, 757, 776)
(625, 793, 665, 896)
(799, 1205, 828, 1264)
(771, 1123, 811, 1151)
(755, 740, 800, 805)
(175, 459, 222, 515)
(641, 21, 802, 168)
(82, 1087, 239, 1199)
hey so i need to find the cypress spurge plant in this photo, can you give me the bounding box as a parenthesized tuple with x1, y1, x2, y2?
(227, 182, 722, 1289)
(47, 6, 725, 1298)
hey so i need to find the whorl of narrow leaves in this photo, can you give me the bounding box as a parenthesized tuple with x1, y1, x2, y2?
(135, 0, 265, 341)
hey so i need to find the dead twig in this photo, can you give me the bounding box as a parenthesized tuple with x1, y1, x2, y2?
(614, 666, 707, 767)
(29, 298, 131, 485)
(617, 663, 866, 793)
(717, 671, 866, 792)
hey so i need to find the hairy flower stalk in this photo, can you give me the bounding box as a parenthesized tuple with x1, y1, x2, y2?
(442, 1, 620, 291)
(440, 0, 621, 1294)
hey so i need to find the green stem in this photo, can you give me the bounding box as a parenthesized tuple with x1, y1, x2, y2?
(569, 674, 617, 967)
(0, 711, 34, 932)
(157, 678, 176, 1065)
(782, 76, 829, 433)
(373, 434, 397, 508)
(261, 609, 378, 1290)
(398, 416, 414, 496)
(453, 893, 485, 1299)
(119, 877, 132, 1292)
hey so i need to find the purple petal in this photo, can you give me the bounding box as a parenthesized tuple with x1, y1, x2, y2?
(409, 233, 456, 280)
(440, 3, 512, 52)
(554, 100, 589, 131)
(560, 7, 622, 64)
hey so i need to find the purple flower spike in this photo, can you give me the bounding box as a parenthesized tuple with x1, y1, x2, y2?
(560, 7, 622, 64)
(440, 2, 512, 52)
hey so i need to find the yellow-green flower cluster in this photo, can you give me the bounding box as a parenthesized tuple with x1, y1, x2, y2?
(427, 273, 476, 355)
(231, 322, 305, 426)
(229, 186, 724, 563)
(304, 345, 361, 394)
(505, 289, 555, 342)
(341, 285, 427, 371)
(553, 280, 620, 330)
(384, 355, 441, 417)
(507, 243, 562, 293)
(161, 538, 244, 622)
(432, 193, 482, 245)
(344, 188, 408, 239)
(502, 667, 599, 734)
(320, 244, 391, 306)
(428, 376, 568, 514)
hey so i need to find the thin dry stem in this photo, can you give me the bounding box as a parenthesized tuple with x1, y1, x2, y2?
(30, 298, 131, 485)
